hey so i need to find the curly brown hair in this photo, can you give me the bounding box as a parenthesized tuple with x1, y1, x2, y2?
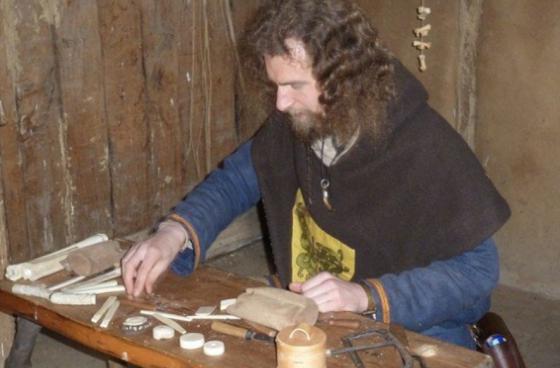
(241, 0, 396, 146)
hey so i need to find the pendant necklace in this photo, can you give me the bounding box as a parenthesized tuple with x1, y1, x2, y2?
(320, 139, 334, 211)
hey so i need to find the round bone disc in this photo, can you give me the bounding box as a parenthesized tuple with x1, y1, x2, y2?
(203, 340, 225, 356)
(153, 325, 175, 340)
(180, 333, 205, 350)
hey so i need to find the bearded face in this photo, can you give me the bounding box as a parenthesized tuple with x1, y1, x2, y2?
(264, 39, 365, 146)
(264, 39, 327, 143)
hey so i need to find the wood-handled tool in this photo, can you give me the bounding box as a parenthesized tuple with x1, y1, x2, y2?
(323, 318, 360, 329)
(211, 321, 275, 343)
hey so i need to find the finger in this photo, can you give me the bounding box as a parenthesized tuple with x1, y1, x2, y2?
(121, 246, 145, 294)
(300, 272, 335, 293)
(304, 289, 338, 313)
(289, 282, 303, 293)
(301, 278, 338, 300)
(121, 244, 137, 264)
(144, 258, 172, 294)
(132, 250, 161, 297)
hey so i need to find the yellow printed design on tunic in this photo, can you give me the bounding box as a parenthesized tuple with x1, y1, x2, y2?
(291, 189, 355, 282)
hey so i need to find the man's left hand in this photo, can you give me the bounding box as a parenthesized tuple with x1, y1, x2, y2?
(289, 272, 368, 313)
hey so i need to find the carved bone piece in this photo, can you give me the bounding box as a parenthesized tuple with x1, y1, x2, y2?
(50, 292, 96, 305)
(414, 24, 432, 38)
(91, 296, 118, 324)
(99, 299, 120, 329)
(12, 284, 51, 300)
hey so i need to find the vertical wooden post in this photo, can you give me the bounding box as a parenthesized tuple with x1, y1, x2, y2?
(456, 0, 483, 149)
(0, 157, 14, 368)
(0, 2, 17, 361)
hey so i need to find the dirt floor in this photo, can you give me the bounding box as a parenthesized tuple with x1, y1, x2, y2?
(19, 241, 560, 367)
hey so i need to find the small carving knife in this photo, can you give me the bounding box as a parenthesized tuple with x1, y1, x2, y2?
(211, 321, 275, 343)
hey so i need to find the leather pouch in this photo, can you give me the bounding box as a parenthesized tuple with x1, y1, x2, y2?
(226, 287, 318, 331)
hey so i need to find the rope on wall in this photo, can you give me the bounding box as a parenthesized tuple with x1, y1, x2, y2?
(413, 1, 432, 72)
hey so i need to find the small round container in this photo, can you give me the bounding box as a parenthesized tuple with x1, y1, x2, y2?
(276, 323, 327, 368)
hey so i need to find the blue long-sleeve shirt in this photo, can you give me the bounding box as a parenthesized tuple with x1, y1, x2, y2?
(171, 139, 498, 348)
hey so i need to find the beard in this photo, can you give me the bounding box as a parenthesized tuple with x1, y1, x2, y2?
(286, 107, 359, 147)
(286, 109, 327, 144)
(284, 102, 390, 151)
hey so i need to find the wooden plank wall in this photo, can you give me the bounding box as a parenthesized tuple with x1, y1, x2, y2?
(0, 0, 262, 264)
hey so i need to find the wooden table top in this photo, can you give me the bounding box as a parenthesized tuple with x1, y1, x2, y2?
(0, 266, 492, 368)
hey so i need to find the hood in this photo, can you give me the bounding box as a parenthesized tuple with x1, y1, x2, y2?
(387, 59, 430, 130)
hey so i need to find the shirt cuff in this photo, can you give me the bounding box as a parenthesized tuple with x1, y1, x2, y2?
(363, 278, 391, 324)
(166, 213, 202, 271)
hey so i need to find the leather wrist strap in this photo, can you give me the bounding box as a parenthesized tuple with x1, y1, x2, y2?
(359, 280, 377, 319)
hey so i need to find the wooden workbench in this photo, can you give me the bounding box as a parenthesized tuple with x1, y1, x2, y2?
(0, 267, 493, 368)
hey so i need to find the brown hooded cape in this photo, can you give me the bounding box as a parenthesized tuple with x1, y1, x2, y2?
(251, 61, 510, 286)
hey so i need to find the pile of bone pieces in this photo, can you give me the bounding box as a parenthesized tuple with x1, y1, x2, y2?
(4, 234, 297, 357)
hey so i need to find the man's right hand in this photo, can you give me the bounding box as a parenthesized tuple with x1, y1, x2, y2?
(121, 222, 187, 297)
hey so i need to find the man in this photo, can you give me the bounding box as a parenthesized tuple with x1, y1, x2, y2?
(123, 0, 510, 348)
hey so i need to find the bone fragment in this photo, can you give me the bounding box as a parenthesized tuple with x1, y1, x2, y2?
(5, 234, 109, 281)
(414, 24, 432, 37)
(140, 310, 240, 322)
(219, 298, 236, 311)
(99, 299, 120, 329)
(65, 266, 121, 291)
(417, 6, 431, 20)
(418, 54, 428, 72)
(151, 312, 187, 334)
(412, 40, 432, 50)
(69, 280, 118, 292)
(195, 306, 216, 316)
(73, 285, 125, 295)
(91, 296, 118, 324)
(12, 284, 51, 300)
(48, 275, 86, 292)
(50, 292, 96, 305)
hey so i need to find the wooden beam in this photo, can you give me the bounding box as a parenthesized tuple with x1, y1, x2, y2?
(456, 0, 484, 149)
(0, 127, 13, 368)
(0, 0, 30, 264)
(54, 0, 113, 241)
(97, 0, 151, 236)
(1, 0, 68, 261)
(139, 0, 188, 218)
